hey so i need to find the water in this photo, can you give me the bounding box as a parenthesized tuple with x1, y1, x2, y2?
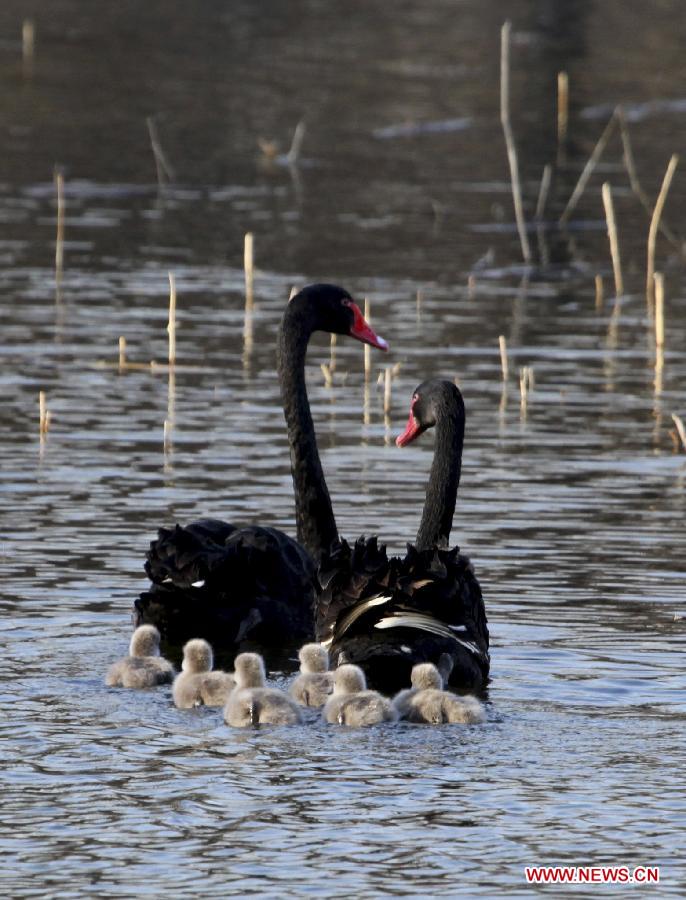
(1, 0, 686, 894)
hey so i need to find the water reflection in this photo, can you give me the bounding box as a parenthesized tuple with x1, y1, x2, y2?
(1, 0, 686, 894)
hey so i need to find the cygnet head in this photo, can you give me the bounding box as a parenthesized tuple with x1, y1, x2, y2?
(129, 624, 161, 658)
(333, 664, 366, 695)
(182, 638, 213, 674)
(234, 652, 267, 689)
(411, 663, 443, 691)
(299, 643, 329, 674)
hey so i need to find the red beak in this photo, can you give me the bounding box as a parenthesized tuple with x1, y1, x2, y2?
(348, 302, 389, 351)
(396, 409, 422, 447)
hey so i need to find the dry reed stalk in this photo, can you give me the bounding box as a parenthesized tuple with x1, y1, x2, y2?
(384, 366, 392, 416)
(467, 274, 476, 298)
(329, 333, 337, 373)
(167, 366, 176, 427)
(416, 288, 423, 322)
(147, 117, 174, 186)
(320, 364, 333, 388)
(654, 272, 665, 347)
(559, 113, 616, 225)
(39, 390, 50, 434)
(287, 120, 306, 164)
(617, 110, 680, 248)
(535, 164, 552, 221)
(167, 273, 177, 366)
(54, 168, 65, 280)
(595, 274, 604, 310)
(500, 21, 531, 264)
(364, 298, 371, 382)
(118, 336, 126, 371)
(646, 154, 679, 305)
(519, 366, 534, 406)
(22, 19, 34, 75)
(163, 419, 172, 452)
(601, 182, 623, 297)
(244, 232, 254, 309)
(672, 414, 686, 452)
(557, 72, 568, 162)
(498, 335, 509, 381)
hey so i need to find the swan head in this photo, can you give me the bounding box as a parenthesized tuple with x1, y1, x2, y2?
(182, 638, 213, 674)
(410, 662, 443, 691)
(129, 624, 161, 658)
(289, 284, 388, 352)
(298, 643, 329, 674)
(333, 664, 366, 695)
(396, 379, 465, 447)
(234, 652, 267, 689)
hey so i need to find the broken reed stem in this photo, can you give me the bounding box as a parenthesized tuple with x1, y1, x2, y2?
(147, 117, 174, 186)
(320, 364, 333, 388)
(672, 414, 686, 452)
(364, 298, 371, 383)
(39, 390, 49, 434)
(118, 336, 126, 371)
(54, 168, 65, 280)
(416, 288, 423, 323)
(557, 71, 568, 162)
(654, 273, 665, 348)
(601, 182, 623, 297)
(384, 366, 392, 415)
(167, 273, 177, 366)
(244, 232, 254, 309)
(329, 333, 337, 373)
(498, 335, 509, 381)
(595, 274, 604, 310)
(617, 110, 680, 249)
(559, 113, 616, 225)
(500, 22, 531, 264)
(646, 154, 679, 305)
(535, 164, 552, 221)
(163, 419, 172, 452)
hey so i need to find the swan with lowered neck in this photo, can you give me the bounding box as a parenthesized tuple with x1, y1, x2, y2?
(133, 284, 387, 655)
(315, 379, 489, 694)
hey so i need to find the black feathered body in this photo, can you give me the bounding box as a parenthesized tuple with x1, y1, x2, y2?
(316, 536, 489, 694)
(134, 520, 317, 652)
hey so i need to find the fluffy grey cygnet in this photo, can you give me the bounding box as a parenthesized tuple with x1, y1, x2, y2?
(289, 643, 334, 707)
(323, 664, 397, 727)
(172, 639, 235, 708)
(105, 625, 174, 688)
(393, 662, 486, 724)
(224, 652, 302, 727)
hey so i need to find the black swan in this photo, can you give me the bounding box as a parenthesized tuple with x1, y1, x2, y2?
(322, 664, 397, 726)
(315, 378, 490, 694)
(392, 662, 486, 724)
(224, 652, 302, 726)
(105, 624, 174, 688)
(133, 284, 388, 654)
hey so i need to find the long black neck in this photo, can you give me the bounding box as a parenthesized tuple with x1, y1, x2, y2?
(277, 303, 338, 562)
(415, 404, 464, 551)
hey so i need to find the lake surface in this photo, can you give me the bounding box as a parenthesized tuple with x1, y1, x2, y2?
(1, 0, 685, 895)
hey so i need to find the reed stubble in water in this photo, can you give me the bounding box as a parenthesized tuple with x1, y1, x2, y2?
(654, 273, 665, 349)
(500, 21, 531, 264)
(557, 71, 568, 164)
(167, 273, 176, 367)
(646, 154, 679, 306)
(559, 113, 616, 226)
(601, 183, 623, 297)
